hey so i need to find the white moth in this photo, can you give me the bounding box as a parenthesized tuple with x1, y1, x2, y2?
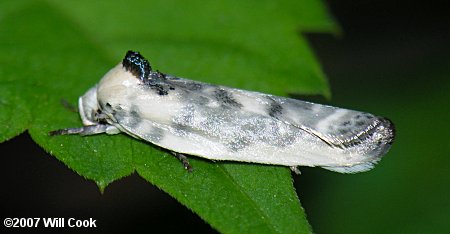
(51, 51, 395, 173)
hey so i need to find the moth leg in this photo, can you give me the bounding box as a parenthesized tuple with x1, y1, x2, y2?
(49, 124, 119, 136)
(290, 166, 302, 175)
(171, 152, 193, 172)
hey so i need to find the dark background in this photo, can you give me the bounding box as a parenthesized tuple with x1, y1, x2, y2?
(2, 1, 449, 233)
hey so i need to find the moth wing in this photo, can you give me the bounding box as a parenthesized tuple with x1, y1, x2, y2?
(167, 76, 394, 147)
(107, 76, 394, 173)
(166, 77, 395, 173)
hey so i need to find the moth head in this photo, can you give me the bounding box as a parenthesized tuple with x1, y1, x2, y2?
(122, 50, 152, 82)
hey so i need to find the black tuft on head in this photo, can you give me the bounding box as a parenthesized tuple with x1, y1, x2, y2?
(122, 50, 152, 81)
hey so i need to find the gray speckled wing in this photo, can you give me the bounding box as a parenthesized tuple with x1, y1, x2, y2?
(166, 76, 395, 147)
(161, 76, 395, 172)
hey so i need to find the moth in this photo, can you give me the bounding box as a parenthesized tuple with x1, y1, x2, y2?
(50, 51, 395, 173)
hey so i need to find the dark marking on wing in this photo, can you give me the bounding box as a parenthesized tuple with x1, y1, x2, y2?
(144, 71, 177, 95)
(166, 79, 211, 105)
(171, 105, 198, 137)
(341, 121, 351, 126)
(227, 139, 250, 151)
(213, 88, 242, 108)
(127, 105, 142, 128)
(150, 84, 170, 95)
(171, 123, 191, 137)
(267, 98, 283, 118)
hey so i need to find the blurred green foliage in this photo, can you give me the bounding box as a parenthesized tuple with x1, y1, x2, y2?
(298, 35, 450, 233)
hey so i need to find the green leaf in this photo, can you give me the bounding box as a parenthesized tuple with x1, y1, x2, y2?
(0, 0, 337, 233)
(0, 84, 31, 142)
